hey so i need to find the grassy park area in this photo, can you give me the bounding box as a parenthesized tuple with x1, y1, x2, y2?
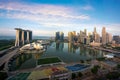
(37, 57, 62, 65)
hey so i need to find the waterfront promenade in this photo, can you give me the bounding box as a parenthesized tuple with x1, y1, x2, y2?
(87, 46, 120, 54)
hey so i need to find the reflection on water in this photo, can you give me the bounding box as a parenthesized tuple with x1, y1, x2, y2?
(9, 53, 32, 71)
(68, 43, 79, 53)
(9, 42, 109, 70)
(56, 42, 64, 51)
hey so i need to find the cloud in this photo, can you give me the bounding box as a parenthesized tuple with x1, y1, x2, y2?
(0, 2, 119, 36)
(0, 2, 90, 20)
(33, 29, 55, 36)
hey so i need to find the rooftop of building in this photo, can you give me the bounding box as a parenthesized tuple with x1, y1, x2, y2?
(114, 54, 120, 58)
(15, 28, 32, 32)
(102, 60, 117, 67)
(27, 67, 68, 80)
(65, 64, 90, 72)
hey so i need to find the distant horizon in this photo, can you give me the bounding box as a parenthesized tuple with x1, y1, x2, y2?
(0, 36, 53, 40)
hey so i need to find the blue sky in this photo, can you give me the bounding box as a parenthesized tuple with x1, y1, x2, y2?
(0, 0, 120, 36)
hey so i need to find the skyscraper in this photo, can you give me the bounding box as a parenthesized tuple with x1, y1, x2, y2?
(84, 29, 87, 36)
(93, 27, 97, 42)
(94, 27, 96, 34)
(102, 27, 106, 45)
(95, 33, 100, 43)
(106, 33, 109, 43)
(113, 35, 120, 44)
(55, 31, 64, 41)
(68, 32, 73, 42)
(55, 32, 60, 41)
(108, 33, 112, 43)
(60, 32, 64, 41)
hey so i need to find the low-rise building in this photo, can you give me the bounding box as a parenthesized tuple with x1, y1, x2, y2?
(65, 64, 91, 76)
(100, 60, 117, 71)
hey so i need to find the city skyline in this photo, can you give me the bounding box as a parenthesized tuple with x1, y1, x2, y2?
(0, 0, 120, 36)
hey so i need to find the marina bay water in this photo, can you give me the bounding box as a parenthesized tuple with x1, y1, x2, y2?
(9, 42, 109, 71)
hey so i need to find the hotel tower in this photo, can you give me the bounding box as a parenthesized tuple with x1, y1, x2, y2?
(15, 28, 32, 46)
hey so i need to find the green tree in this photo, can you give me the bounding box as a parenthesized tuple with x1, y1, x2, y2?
(0, 72, 8, 80)
(106, 72, 120, 80)
(91, 65, 100, 74)
(117, 64, 120, 69)
(72, 73, 76, 79)
(80, 60, 84, 63)
(78, 72, 83, 77)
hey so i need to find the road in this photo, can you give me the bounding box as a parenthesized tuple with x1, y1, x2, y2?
(0, 48, 19, 67)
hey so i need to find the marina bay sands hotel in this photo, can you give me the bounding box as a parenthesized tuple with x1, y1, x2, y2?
(15, 28, 32, 46)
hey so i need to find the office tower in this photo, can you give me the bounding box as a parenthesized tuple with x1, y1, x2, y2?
(68, 32, 73, 42)
(88, 32, 91, 37)
(80, 30, 85, 43)
(108, 33, 112, 43)
(93, 27, 97, 41)
(88, 32, 93, 42)
(72, 31, 76, 36)
(87, 37, 90, 44)
(15, 28, 32, 47)
(55, 32, 60, 41)
(94, 27, 96, 34)
(68, 31, 77, 42)
(113, 35, 120, 44)
(84, 29, 87, 36)
(95, 33, 100, 43)
(60, 32, 64, 41)
(55, 32, 64, 41)
(102, 27, 106, 45)
(106, 33, 109, 44)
